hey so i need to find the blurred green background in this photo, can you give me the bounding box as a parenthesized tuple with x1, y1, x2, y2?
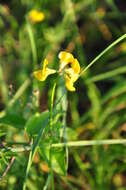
(1, 0, 126, 189)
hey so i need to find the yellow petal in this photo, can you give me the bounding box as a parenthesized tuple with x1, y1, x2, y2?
(42, 59, 48, 76)
(65, 68, 74, 77)
(58, 51, 74, 71)
(64, 75, 76, 92)
(33, 70, 44, 81)
(65, 68, 79, 82)
(58, 51, 74, 62)
(33, 68, 56, 81)
(72, 73, 79, 82)
(71, 58, 80, 74)
(29, 10, 45, 23)
(46, 68, 56, 77)
(33, 59, 56, 81)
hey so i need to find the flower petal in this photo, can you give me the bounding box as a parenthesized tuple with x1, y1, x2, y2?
(33, 70, 44, 81)
(71, 58, 80, 74)
(29, 10, 45, 23)
(58, 51, 74, 71)
(46, 68, 56, 77)
(58, 51, 74, 62)
(64, 75, 76, 92)
(33, 59, 56, 81)
(42, 59, 48, 76)
(65, 68, 79, 82)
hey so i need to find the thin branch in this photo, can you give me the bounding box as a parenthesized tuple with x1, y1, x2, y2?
(0, 157, 15, 181)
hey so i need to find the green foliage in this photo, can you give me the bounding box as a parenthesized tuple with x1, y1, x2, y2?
(25, 111, 49, 136)
(0, 112, 25, 129)
(1, 0, 126, 190)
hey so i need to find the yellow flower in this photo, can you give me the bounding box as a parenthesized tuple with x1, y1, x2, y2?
(33, 51, 80, 92)
(33, 59, 56, 81)
(58, 51, 80, 91)
(64, 75, 76, 91)
(58, 51, 74, 71)
(28, 9, 45, 23)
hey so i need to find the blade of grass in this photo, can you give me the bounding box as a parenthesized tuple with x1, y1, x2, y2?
(26, 21, 37, 70)
(86, 65, 126, 83)
(102, 80, 126, 104)
(0, 65, 8, 104)
(0, 78, 31, 118)
(80, 33, 126, 75)
(23, 116, 49, 190)
(43, 174, 51, 190)
(26, 20, 39, 109)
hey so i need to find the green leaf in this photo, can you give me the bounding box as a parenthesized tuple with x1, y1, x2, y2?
(51, 148, 66, 175)
(39, 143, 66, 176)
(23, 111, 49, 190)
(25, 111, 49, 136)
(39, 142, 50, 165)
(39, 121, 66, 176)
(0, 131, 6, 138)
(0, 113, 25, 129)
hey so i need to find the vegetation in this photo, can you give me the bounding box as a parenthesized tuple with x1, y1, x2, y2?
(0, 0, 126, 189)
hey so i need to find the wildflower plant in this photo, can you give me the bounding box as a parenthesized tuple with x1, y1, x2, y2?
(33, 51, 80, 91)
(1, 1, 126, 190)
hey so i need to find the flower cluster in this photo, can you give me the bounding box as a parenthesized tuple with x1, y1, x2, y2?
(33, 51, 80, 92)
(28, 9, 45, 23)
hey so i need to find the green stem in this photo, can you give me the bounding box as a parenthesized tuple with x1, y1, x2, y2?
(0, 65, 8, 104)
(43, 174, 51, 190)
(26, 21, 37, 70)
(80, 33, 126, 75)
(49, 82, 57, 190)
(50, 82, 57, 129)
(52, 139, 126, 147)
(23, 139, 33, 190)
(62, 88, 68, 172)
(2, 139, 126, 153)
(8, 79, 30, 108)
(1, 146, 31, 153)
(0, 78, 31, 118)
(26, 20, 39, 109)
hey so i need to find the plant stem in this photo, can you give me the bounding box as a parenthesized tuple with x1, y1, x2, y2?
(49, 82, 57, 190)
(8, 79, 31, 108)
(43, 174, 51, 190)
(26, 20, 39, 109)
(26, 21, 37, 70)
(0, 78, 31, 118)
(50, 82, 57, 129)
(52, 139, 126, 147)
(0, 157, 15, 181)
(0, 64, 8, 104)
(2, 139, 126, 153)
